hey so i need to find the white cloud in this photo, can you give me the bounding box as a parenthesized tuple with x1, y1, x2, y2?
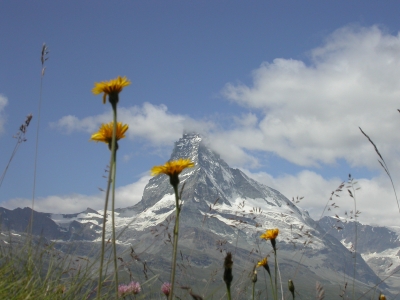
(43, 25, 400, 228)
(4, 167, 399, 227)
(221, 25, 400, 169)
(0, 94, 8, 134)
(243, 169, 400, 227)
(51, 102, 214, 146)
(51, 25, 400, 172)
(113, 176, 151, 208)
(52, 114, 109, 134)
(2, 176, 151, 214)
(207, 129, 263, 167)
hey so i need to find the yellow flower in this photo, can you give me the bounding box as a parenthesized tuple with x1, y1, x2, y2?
(92, 76, 131, 104)
(379, 294, 386, 300)
(256, 257, 268, 268)
(260, 228, 279, 240)
(151, 159, 194, 187)
(151, 159, 194, 177)
(256, 257, 271, 275)
(90, 122, 129, 144)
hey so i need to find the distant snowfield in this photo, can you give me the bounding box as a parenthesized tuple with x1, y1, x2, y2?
(362, 247, 400, 276)
(49, 192, 325, 251)
(51, 212, 103, 227)
(50, 193, 176, 237)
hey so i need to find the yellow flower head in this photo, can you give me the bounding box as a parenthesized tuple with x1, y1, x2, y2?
(256, 257, 271, 274)
(260, 228, 279, 241)
(90, 122, 129, 144)
(92, 76, 131, 104)
(151, 158, 194, 186)
(151, 159, 194, 177)
(256, 257, 268, 268)
(379, 294, 386, 300)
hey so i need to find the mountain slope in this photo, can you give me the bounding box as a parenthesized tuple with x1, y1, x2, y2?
(0, 207, 101, 241)
(1, 133, 390, 298)
(319, 216, 400, 293)
(113, 133, 387, 297)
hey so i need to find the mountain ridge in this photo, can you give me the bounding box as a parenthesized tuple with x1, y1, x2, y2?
(0, 133, 392, 298)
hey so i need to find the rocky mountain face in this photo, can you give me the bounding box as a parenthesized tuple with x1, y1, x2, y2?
(319, 216, 400, 292)
(0, 207, 101, 241)
(0, 133, 392, 298)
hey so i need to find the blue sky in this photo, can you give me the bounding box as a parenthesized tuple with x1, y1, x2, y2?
(2, 1, 400, 226)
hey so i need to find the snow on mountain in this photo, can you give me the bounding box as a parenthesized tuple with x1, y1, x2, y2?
(1, 133, 390, 296)
(107, 133, 383, 290)
(319, 215, 400, 292)
(112, 133, 320, 248)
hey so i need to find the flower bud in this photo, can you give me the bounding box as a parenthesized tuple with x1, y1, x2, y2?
(288, 279, 295, 298)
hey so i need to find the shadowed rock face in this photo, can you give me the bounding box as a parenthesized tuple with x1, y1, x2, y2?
(0, 207, 101, 241)
(319, 216, 400, 253)
(319, 215, 400, 293)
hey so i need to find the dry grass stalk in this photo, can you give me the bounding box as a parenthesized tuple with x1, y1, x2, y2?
(315, 281, 325, 300)
(0, 114, 33, 189)
(359, 126, 400, 213)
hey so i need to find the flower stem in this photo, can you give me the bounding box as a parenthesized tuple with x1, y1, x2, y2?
(110, 105, 119, 296)
(168, 183, 181, 300)
(97, 149, 113, 299)
(274, 250, 278, 300)
(226, 286, 232, 300)
(111, 141, 119, 294)
(97, 104, 119, 298)
(268, 270, 275, 300)
(277, 259, 284, 300)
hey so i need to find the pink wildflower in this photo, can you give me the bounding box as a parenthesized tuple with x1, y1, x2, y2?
(118, 284, 129, 297)
(118, 281, 141, 297)
(128, 281, 141, 295)
(161, 282, 171, 296)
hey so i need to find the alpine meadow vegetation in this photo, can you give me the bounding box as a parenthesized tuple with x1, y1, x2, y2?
(0, 44, 397, 300)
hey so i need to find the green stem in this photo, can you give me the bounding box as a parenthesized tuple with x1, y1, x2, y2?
(274, 250, 278, 300)
(268, 271, 275, 300)
(111, 134, 118, 295)
(276, 260, 284, 300)
(168, 183, 181, 300)
(97, 148, 113, 299)
(226, 286, 232, 300)
(97, 104, 119, 299)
